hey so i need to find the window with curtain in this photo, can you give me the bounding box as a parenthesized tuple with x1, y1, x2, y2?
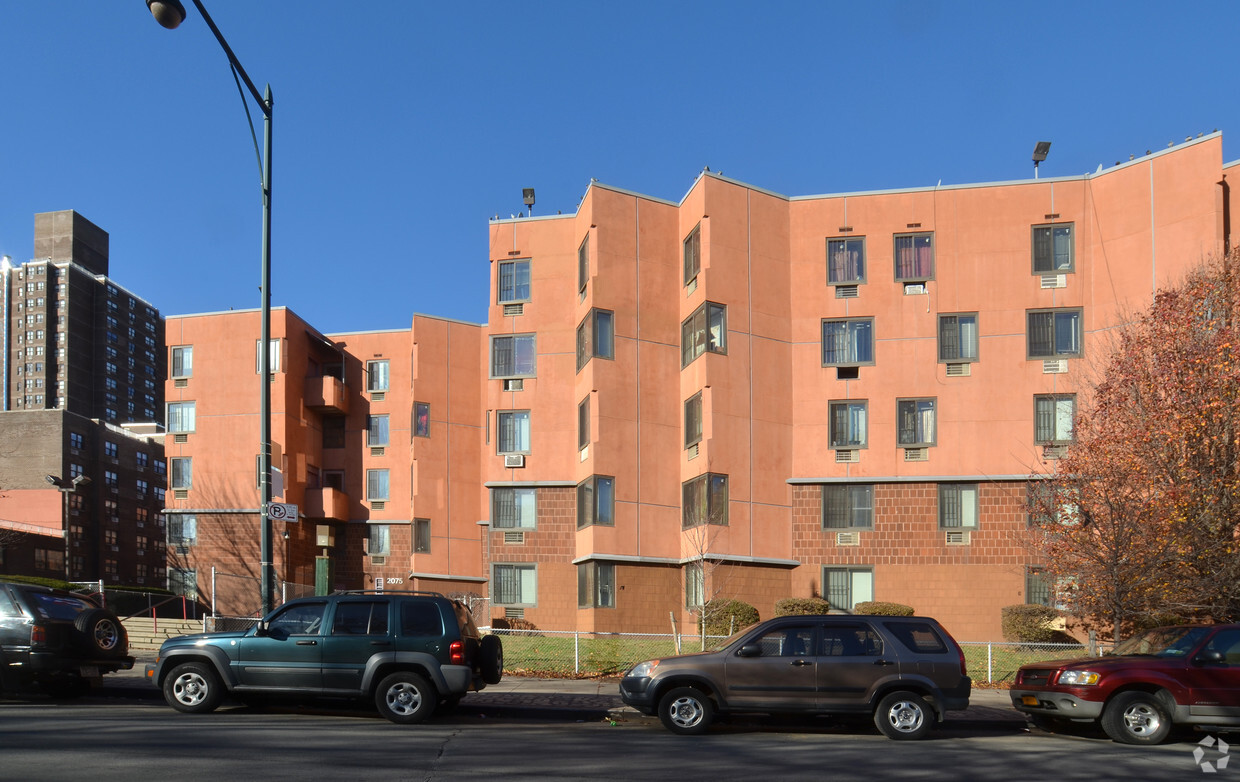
(822, 319, 874, 366)
(497, 410, 531, 454)
(576, 475, 615, 529)
(576, 309, 614, 371)
(938, 313, 979, 361)
(1032, 224, 1074, 272)
(681, 302, 727, 367)
(684, 224, 701, 284)
(366, 469, 390, 501)
(823, 566, 873, 612)
(822, 484, 874, 529)
(828, 400, 867, 448)
(578, 562, 616, 609)
(167, 401, 195, 433)
(493, 564, 537, 605)
(1035, 394, 1076, 443)
(1027, 309, 1082, 357)
(492, 487, 536, 529)
(939, 483, 979, 529)
(367, 414, 389, 446)
(490, 334, 537, 377)
(498, 259, 531, 303)
(827, 237, 866, 284)
(894, 233, 934, 281)
(897, 398, 936, 446)
(684, 392, 703, 448)
(682, 473, 728, 528)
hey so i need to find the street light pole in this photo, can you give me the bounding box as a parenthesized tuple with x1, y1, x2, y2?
(147, 0, 276, 616)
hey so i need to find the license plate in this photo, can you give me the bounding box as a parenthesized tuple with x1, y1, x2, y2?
(80, 666, 99, 678)
(1021, 695, 1039, 706)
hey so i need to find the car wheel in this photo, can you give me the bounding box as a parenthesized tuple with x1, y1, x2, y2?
(1101, 691, 1173, 745)
(375, 672, 437, 725)
(74, 609, 126, 657)
(163, 662, 224, 714)
(658, 687, 715, 735)
(874, 691, 934, 740)
(479, 634, 504, 685)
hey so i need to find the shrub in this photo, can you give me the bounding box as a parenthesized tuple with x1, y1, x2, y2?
(1002, 604, 1063, 642)
(0, 575, 74, 590)
(774, 597, 834, 616)
(855, 601, 915, 616)
(702, 599, 759, 636)
(491, 616, 541, 637)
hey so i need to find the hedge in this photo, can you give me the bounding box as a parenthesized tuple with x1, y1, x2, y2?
(702, 599, 759, 636)
(1002, 604, 1063, 642)
(774, 597, 834, 616)
(855, 601, 915, 616)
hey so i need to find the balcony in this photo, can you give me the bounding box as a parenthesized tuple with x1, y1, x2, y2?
(303, 487, 349, 521)
(304, 375, 349, 415)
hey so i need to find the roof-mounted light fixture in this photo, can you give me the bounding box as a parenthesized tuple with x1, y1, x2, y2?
(1032, 141, 1051, 179)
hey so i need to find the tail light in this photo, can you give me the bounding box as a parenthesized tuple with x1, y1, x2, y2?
(30, 623, 47, 645)
(449, 640, 464, 665)
(957, 643, 968, 677)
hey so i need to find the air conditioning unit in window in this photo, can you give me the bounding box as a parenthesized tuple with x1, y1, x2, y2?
(370, 555, 386, 566)
(686, 443, 700, 460)
(504, 531, 525, 545)
(371, 391, 386, 401)
(370, 447, 385, 457)
(175, 545, 190, 555)
(904, 447, 929, 462)
(370, 500, 386, 511)
(945, 362, 971, 377)
(174, 434, 188, 444)
(503, 303, 524, 317)
(174, 378, 188, 388)
(835, 532, 860, 546)
(504, 607, 525, 620)
(503, 378, 524, 392)
(1040, 274, 1067, 289)
(835, 449, 859, 463)
(945, 530, 971, 545)
(504, 453, 526, 468)
(173, 489, 188, 500)
(1042, 445, 1068, 460)
(1043, 359, 1069, 374)
(903, 283, 927, 295)
(834, 285, 859, 299)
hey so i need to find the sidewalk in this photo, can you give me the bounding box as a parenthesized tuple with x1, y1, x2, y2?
(103, 652, 1025, 727)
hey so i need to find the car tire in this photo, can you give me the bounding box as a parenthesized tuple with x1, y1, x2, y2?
(73, 609, 126, 658)
(479, 634, 504, 685)
(658, 687, 715, 735)
(874, 691, 934, 740)
(1101, 691, 1173, 745)
(163, 662, 224, 714)
(375, 672, 437, 725)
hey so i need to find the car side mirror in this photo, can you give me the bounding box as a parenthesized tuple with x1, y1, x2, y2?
(738, 644, 762, 657)
(253, 622, 269, 637)
(1197, 650, 1226, 664)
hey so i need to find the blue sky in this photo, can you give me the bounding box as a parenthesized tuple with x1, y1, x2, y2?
(3, 1, 1238, 334)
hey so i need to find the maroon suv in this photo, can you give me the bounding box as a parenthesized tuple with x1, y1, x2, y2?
(1011, 624, 1240, 744)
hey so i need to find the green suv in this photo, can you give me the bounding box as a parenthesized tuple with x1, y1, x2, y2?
(146, 591, 502, 724)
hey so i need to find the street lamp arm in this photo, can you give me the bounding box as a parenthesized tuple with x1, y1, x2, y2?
(184, 0, 271, 116)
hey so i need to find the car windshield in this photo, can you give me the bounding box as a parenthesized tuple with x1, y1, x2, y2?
(1112, 627, 1210, 657)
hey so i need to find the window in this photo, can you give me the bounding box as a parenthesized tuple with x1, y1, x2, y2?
(939, 483, 979, 529)
(498, 259, 531, 303)
(414, 402, 430, 438)
(154, 459, 166, 476)
(682, 473, 728, 528)
(577, 475, 614, 529)
(367, 524, 391, 555)
(897, 398, 936, 447)
(366, 469, 390, 501)
(104, 441, 118, 458)
(1032, 224, 1074, 272)
(170, 457, 192, 490)
(894, 233, 934, 281)
(255, 338, 281, 373)
(104, 470, 118, 487)
(575, 309, 614, 371)
(829, 400, 867, 448)
(577, 395, 590, 450)
(490, 334, 536, 378)
(827, 237, 865, 284)
(684, 223, 701, 285)
(681, 302, 727, 367)
(171, 346, 192, 378)
(1027, 309, 1082, 358)
(938, 313, 979, 362)
(685, 561, 704, 608)
(492, 487, 536, 529)
(366, 360, 390, 392)
(332, 601, 389, 636)
(578, 562, 615, 609)
(577, 235, 590, 293)
(684, 392, 703, 448)
(493, 563, 536, 606)
(167, 401, 196, 433)
(69, 432, 84, 450)
(413, 519, 431, 554)
(497, 410, 530, 454)
(170, 568, 197, 599)
(169, 515, 197, 546)
(1026, 567, 1051, 607)
(822, 319, 874, 366)
(136, 479, 149, 496)
(401, 601, 443, 636)
(268, 601, 327, 636)
(1035, 394, 1076, 444)
(823, 566, 874, 612)
(136, 452, 149, 469)
(367, 415, 390, 447)
(823, 484, 874, 529)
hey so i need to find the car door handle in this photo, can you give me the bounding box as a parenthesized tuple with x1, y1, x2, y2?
(296, 640, 318, 646)
(791, 659, 813, 666)
(873, 659, 895, 666)
(370, 640, 392, 646)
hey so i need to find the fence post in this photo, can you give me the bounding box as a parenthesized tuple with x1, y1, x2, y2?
(211, 566, 217, 618)
(987, 643, 994, 684)
(574, 631, 580, 674)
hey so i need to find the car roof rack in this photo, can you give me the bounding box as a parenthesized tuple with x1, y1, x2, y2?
(330, 589, 446, 598)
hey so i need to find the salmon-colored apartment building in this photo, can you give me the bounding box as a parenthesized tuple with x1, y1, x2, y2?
(166, 134, 1239, 640)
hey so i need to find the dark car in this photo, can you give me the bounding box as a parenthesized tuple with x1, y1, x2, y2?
(1011, 624, 1240, 744)
(0, 580, 133, 696)
(620, 614, 970, 739)
(146, 590, 503, 724)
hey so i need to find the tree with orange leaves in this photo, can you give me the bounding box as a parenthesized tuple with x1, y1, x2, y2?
(1030, 251, 1240, 641)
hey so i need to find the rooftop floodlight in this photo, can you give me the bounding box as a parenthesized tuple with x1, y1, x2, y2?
(523, 188, 535, 216)
(147, 0, 187, 29)
(1032, 141, 1051, 178)
(45, 474, 60, 486)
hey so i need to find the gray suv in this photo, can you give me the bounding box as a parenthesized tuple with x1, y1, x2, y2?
(147, 591, 502, 724)
(620, 614, 970, 739)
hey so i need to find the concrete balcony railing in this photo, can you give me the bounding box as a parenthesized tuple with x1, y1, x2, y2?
(303, 487, 349, 521)
(304, 375, 349, 415)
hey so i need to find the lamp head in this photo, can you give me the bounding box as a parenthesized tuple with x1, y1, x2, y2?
(45, 474, 60, 486)
(1032, 141, 1052, 163)
(147, 0, 187, 30)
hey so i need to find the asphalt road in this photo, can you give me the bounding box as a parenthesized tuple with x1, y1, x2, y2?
(0, 696, 1218, 781)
